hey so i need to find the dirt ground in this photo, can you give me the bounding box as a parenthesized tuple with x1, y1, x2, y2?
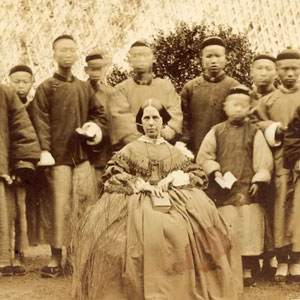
(1, 246, 300, 300)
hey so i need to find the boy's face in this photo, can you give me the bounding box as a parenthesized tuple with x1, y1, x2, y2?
(128, 46, 154, 72)
(10, 71, 33, 98)
(251, 59, 276, 87)
(84, 60, 103, 80)
(224, 94, 250, 121)
(202, 45, 226, 76)
(276, 59, 300, 89)
(53, 39, 77, 68)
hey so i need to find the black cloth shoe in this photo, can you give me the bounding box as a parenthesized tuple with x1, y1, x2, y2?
(244, 277, 257, 287)
(13, 265, 26, 276)
(0, 266, 14, 277)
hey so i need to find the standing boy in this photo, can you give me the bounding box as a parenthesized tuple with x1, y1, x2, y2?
(254, 48, 300, 283)
(110, 40, 182, 149)
(0, 84, 40, 276)
(9, 64, 35, 275)
(197, 86, 273, 287)
(84, 49, 114, 194)
(249, 53, 277, 278)
(181, 36, 239, 156)
(28, 35, 107, 278)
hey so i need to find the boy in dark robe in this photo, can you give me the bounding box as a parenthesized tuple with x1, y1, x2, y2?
(28, 35, 107, 278)
(249, 53, 277, 278)
(181, 36, 240, 156)
(84, 49, 114, 195)
(0, 84, 40, 276)
(8, 64, 36, 275)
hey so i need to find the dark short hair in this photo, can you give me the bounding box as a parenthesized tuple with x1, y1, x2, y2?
(135, 99, 171, 134)
(253, 53, 276, 63)
(276, 48, 300, 61)
(9, 64, 33, 76)
(52, 34, 75, 49)
(201, 36, 225, 50)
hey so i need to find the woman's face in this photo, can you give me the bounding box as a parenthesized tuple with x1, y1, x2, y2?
(141, 106, 163, 139)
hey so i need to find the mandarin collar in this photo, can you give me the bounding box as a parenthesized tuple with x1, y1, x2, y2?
(203, 71, 226, 83)
(138, 135, 167, 145)
(53, 72, 75, 82)
(133, 72, 154, 85)
(279, 82, 300, 94)
(252, 84, 276, 97)
(227, 119, 246, 127)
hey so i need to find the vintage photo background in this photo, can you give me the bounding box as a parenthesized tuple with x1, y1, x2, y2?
(0, 1, 300, 299)
(1, 0, 300, 87)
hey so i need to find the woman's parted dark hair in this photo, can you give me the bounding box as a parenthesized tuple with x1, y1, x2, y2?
(135, 99, 171, 134)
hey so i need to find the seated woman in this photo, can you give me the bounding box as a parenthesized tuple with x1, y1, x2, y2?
(72, 99, 240, 300)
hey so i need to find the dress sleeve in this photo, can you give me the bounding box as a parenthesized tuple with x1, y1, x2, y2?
(252, 129, 273, 183)
(103, 147, 139, 195)
(29, 84, 51, 151)
(196, 128, 221, 175)
(181, 161, 208, 189)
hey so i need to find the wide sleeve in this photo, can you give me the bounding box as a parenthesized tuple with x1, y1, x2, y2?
(103, 146, 140, 195)
(252, 129, 273, 183)
(8, 88, 41, 166)
(88, 87, 108, 138)
(28, 83, 51, 151)
(109, 87, 141, 146)
(180, 160, 208, 189)
(284, 106, 300, 169)
(250, 96, 282, 147)
(196, 128, 221, 176)
(180, 82, 192, 145)
(163, 80, 182, 136)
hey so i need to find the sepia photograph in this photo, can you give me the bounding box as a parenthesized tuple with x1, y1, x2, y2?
(0, 0, 300, 299)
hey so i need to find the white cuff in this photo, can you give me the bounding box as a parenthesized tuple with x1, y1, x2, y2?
(82, 122, 103, 145)
(265, 122, 282, 147)
(170, 170, 190, 186)
(37, 150, 55, 167)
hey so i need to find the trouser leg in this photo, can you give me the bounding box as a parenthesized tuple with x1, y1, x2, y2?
(0, 182, 11, 266)
(45, 166, 73, 249)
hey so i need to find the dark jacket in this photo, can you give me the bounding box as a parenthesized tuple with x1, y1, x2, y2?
(88, 80, 114, 169)
(28, 73, 107, 166)
(284, 106, 300, 169)
(181, 74, 239, 155)
(0, 84, 40, 174)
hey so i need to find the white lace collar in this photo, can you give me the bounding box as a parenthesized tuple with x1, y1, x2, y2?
(138, 135, 167, 145)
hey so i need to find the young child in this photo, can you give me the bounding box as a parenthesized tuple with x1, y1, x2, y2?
(197, 86, 273, 287)
(8, 65, 35, 275)
(0, 84, 40, 276)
